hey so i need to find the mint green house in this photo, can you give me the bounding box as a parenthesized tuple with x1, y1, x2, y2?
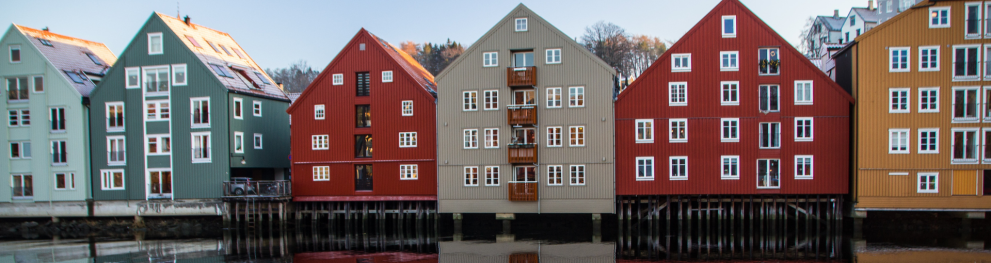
(0, 24, 116, 215)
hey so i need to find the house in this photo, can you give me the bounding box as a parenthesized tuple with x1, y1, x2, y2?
(435, 4, 617, 216)
(87, 13, 290, 211)
(0, 25, 116, 217)
(804, 10, 846, 57)
(841, 3, 881, 44)
(876, 0, 925, 23)
(834, 0, 991, 217)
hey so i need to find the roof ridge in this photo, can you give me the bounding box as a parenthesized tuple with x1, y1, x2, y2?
(154, 12, 232, 37)
(14, 24, 109, 47)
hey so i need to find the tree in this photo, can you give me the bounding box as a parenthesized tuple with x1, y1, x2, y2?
(580, 21, 666, 80)
(265, 60, 320, 93)
(628, 35, 666, 78)
(798, 16, 818, 57)
(400, 39, 465, 76)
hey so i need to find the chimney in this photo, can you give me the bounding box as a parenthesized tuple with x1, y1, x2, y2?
(42, 27, 49, 32)
(868, 0, 874, 11)
(184, 15, 191, 25)
(834, 9, 839, 18)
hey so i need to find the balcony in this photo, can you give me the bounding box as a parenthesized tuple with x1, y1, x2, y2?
(508, 182, 538, 201)
(507, 67, 537, 87)
(507, 105, 537, 125)
(508, 144, 537, 164)
(222, 180, 291, 200)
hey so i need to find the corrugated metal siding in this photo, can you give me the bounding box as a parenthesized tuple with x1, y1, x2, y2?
(436, 5, 616, 213)
(615, 0, 850, 196)
(289, 31, 437, 198)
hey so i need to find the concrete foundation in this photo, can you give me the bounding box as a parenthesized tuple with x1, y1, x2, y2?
(92, 199, 225, 217)
(0, 201, 88, 218)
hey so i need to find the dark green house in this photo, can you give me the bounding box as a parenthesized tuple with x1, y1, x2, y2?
(88, 13, 290, 201)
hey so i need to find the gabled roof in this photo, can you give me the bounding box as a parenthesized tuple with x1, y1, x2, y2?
(852, 0, 934, 42)
(287, 92, 302, 104)
(849, 7, 881, 23)
(816, 16, 847, 31)
(154, 13, 287, 100)
(13, 24, 116, 97)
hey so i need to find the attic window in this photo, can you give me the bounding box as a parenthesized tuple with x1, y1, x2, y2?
(360, 43, 366, 50)
(38, 38, 53, 47)
(233, 49, 244, 59)
(209, 63, 234, 78)
(219, 45, 232, 56)
(206, 41, 220, 53)
(254, 72, 271, 84)
(86, 53, 102, 65)
(515, 18, 528, 31)
(185, 36, 202, 48)
(64, 70, 87, 84)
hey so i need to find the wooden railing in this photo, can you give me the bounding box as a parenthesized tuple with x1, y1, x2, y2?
(507, 106, 537, 125)
(508, 144, 537, 164)
(507, 67, 537, 87)
(222, 180, 291, 198)
(508, 182, 538, 201)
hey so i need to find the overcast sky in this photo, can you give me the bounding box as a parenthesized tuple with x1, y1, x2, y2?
(1, 0, 872, 70)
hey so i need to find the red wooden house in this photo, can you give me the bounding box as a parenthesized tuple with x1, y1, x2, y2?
(287, 29, 437, 202)
(615, 0, 852, 197)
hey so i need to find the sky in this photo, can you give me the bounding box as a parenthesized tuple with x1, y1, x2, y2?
(0, 0, 872, 70)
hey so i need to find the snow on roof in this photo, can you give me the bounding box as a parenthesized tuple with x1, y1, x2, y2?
(368, 32, 437, 93)
(15, 25, 116, 97)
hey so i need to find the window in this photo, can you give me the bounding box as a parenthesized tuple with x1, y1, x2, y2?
(636, 157, 654, 181)
(545, 48, 561, 64)
(570, 126, 585, 146)
(49, 107, 65, 132)
(9, 141, 30, 159)
(207, 41, 220, 53)
(170, 64, 187, 86)
(483, 90, 499, 110)
(721, 81, 739, 105)
(185, 35, 201, 48)
(721, 156, 739, 179)
(11, 174, 32, 198)
(252, 133, 263, 149)
(546, 87, 562, 108)
(669, 157, 687, 180)
(889, 129, 910, 154)
(547, 127, 562, 147)
(332, 74, 343, 85)
(720, 51, 739, 70)
(463, 91, 477, 111)
(918, 173, 938, 193)
(795, 81, 813, 105)
(382, 71, 393, 83)
(515, 18, 528, 31)
(759, 48, 780, 75)
(850, 15, 856, 26)
(36, 38, 51, 47)
(985, 45, 991, 79)
(400, 164, 418, 180)
(570, 165, 585, 185)
(315, 105, 325, 120)
(757, 159, 780, 188)
(463, 129, 478, 149)
(192, 132, 210, 162)
(359, 43, 366, 51)
(795, 118, 813, 141)
(759, 85, 779, 112)
(355, 105, 371, 127)
(8, 109, 29, 127)
(485, 166, 500, 186)
(32, 76, 43, 93)
(985, 129, 991, 162)
(889, 88, 910, 113)
(64, 71, 87, 84)
(636, 119, 654, 143)
(887, 47, 911, 72)
(100, 170, 124, 190)
(483, 52, 498, 67)
(919, 88, 939, 112)
(795, 156, 813, 179)
(668, 82, 687, 106)
(144, 100, 170, 121)
(252, 101, 262, 117)
(399, 132, 417, 148)
(355, 135, 372, 158)
(953, 45, 980, 80)
(721, 118, 739, 142)
(919, 46, 940, 71)
(6, 77, 28, 101)
(232, 98, 243, 119)
(484, 128, 499, 148)
(51, 140, 66, 165)
(356, 72, 370, 96)
(953, 129, 980, 162)
(548, 165, 563, 185)
(102, 102, 125, 131)
(464, 166, 479, 186)
(312, 135, 329, 150)
(966, 3, 982, 37)
(189, 99, 212, 128)
(143, 134, 171, 156)
(143, 67, 170, 95)
(919, 128, 939, 154)
(107, 136, 125, 165)
(254, 72, 270, 85)
(219, 45, 232, 56)
(672, 54, 691, 72)
(54, 173, 74, 190)
(147, 33, 163, 55)
(669, 119, 687, 143)
(209, 64, 234, 78)
(986, 88, 991, 121)
(953, 87, 979, 121)
(313, 166, 330, 181)
(125, 68, 140, 88)
(569, 86, 584, 107)
(722, 16, 736, 37)
(9, 45, 20, 63)
(759, 122, 781, 149)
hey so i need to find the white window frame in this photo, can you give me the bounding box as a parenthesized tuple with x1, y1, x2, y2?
(515, 18, 528, 32)
(952, 86, 981, 122)
(315, 105, 325, 120)
(191, 132, 211, 163)
(930, 7, 951, 28)
(721, 118, 739, 142)
(54, 172, 75, 190)
(125, 67, 140, 88)
(189, 97, 209, 128)
(721, 155, 740, 180)
(953, 45, 981, 80)
(569, 86, 584, 107)
(233, 131, 244, 154)
(484, 128, 499, 149)
(569, 126, 585, 147)
(795, 155, 813, 180)
(9, 141, 30, 159)
(464, 166, 479, 186)
(145, 134, 171, 155)
(669, 156, 688, 180)
(636, 157, 654, 181)
(546, 126, 562, 147)
(142, 100, 169, 122)
(917, 172, 938, 193)
(545, 48, 561, 64)
(382, 71, 393, 83)
(889, 88, 910, 113)
(570, 165, 586, 186)
(32, 76, 43, 93)
(483, 90, 499, 110)
(756, 159, 781, 189)
(463, 129, 478, 149)
(722, 15, 737, 38)
(759, 122, 781, 149)
(311, 135, 329, 150)
(635, 119, 654, 143)
(483, 52, 498, 67)
(399, 100, 413, 116)
(795, 117, 814, 142)
(147, 33, 163, 55)
(965, 2, 983, 38)
(671, 53, 691, 72)
(889, 47, 910, 72)
(107, 136, 126, 165)
(546, 87, 562, 108)
(171, 64, 187, 86)
(7, 109, 29, 127)
(463, 91, 477, 111)
(252, 101, 262, 117)
(8, 45, 20, 63)
(759, 85, 780, 112)
(485, 166, 500, 186)
(253, 133, 263, 149)
(919, 128, 939, 154)
(400, 164, 418, 180)
(952, 128, 981, 163)
(721, 81, 739, 105)
(889, 129, 910, 154)
(669, 119, 687, 143)
(142, 66, 170, 96)
(313, 166, 329, 181)
(233, 97, 243, 119)
(919, 46, 940, 72)
(399, 132, 417, 148)
(332, 74, 343, 85)
(918, 87, 940, 113)
(720, 51, 739, 71)
(547, 165, 563, 186)
(794, 81, 813, 105)
(668, 82, 687, 106)
(100, 169, 125, 190)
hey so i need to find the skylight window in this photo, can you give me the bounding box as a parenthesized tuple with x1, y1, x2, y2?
(254, 72, 271, 84)
(209, 64, 234, 78)
(86, 53, 102, 65)
(219, 45, 232, 56)
(37, 38, 53, 47)
(185, 36, 202, 48)
(233, 49, 244, 59)
(64, 70, 86, 84)
(206, 41, 220, 53)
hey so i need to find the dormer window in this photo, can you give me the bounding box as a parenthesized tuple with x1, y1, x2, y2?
(515, 18, 528, 32)
(86, 53, 102, 66)
(37, 38, 53, 47)
(722, 16, 736, 38)
(148, 33, 163, 55)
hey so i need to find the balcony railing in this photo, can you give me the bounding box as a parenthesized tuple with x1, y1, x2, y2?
(507, 105, 537, 125)
(222, 180, 291, 198)
(508, 182, 538, 201)
(508, 144, 537, 164)
(507, 67, 537, 87)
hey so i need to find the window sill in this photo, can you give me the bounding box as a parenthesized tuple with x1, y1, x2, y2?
(795, 138, 813, 142)
(312, 148, 329, 150)
(145, 119, 169, 122)
(888, 151, 910, 154)
(102, 188, 125, 191)
(951, 119, 980, 124)
(965, 34, 981, 39)
(721, 139, 739, 143)
(888, 69, 910, 73)
(918, 151, 939, 154)
(951, 159, 979, 164)
(720, 68, 739, 72)
(400, 178, 418, 181)
(107, 128, 126, 133)
(669, 177, 688, 181)
(11, 197, 33, 200)
(794, 102, 813, 105)
(952, 76, 981, 82)
(569, 145, 586, 147)
(671, 69, 691, 73)
(399, 146, 417, 148)
(918, 110, 939, 113)
(721, 102, 739, 106)
(485, 184, 500, 187)
(758, 73, 780, 76)
(462, 109, 478, 112)
(548, 184, 564, 186)
(483, 108, 499, 111)
(669, 140, 688, 143)
(570, 184, 586, 186)
(313, 179, 330, 182)
(108, 162, 126, 166)
(668, 103, 687, 107)
(147, 153, 172, 156)
(190, 125, 210, 129)
(546, 145, 563, 148)
(795, 176, 814, 180)
(50, 130, 66, 134)
(635, 140, 654, 144)
(546, 106, 563, 109)
(52, 163, 68, 167)
(484, 147, 500, 149)
(722, 34, 737, 38)
(757, 187, 781, 189)
(568, 105, 585, 108)
(917, 191, 939, 194)
(635, 178, 654, 181)
(721, 176, 740, 180)
(145, 92, 169, 97)
(7, 100, 28, 104)
(759, 147, 781, 150)
(54, 188, 75, 191)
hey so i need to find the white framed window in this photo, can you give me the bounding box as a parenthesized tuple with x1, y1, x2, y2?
(759, 122, 781, 149)
(382, 71, 393, 83)
(143, 67, 170, 95)
(795, 81, 813, 105)
(672, 54, 691, 72)
(145, 135, 170, 155)
(313, 166, 329, 181)
(547, 126, 562, 147)
(930, 5, 952, 26)
(125, 67, 140, 88)
(464, 166, 479, 186)
(952, 128, 980, 162)
(721, 118, 739, 142)
(6, 77, 29, 102)
(966, 2, 983, 38)
(400, 164, 418, 180)
(143, 100, 170, 121)
(171, 64, 187, 86)
(721, 81, 739, 105)
(722, 15, 737, 38)
(107, 136, 125, 165)
(569, 126, 585, 147)
(332, 74, 343, 85)
(952, 87, 980, 121)
(919, 128, 939, 154)
(795, 155, 813, 179)
(315, 105, 325, 119)
(757, 159, 781, 189)
(547, 165, 563, 186)
(721, 156, 739, 179)
(100, 169, 125, 190)
(311, 135, 329, 150)
(483, 52, 498, 67)
(546, 87, 562, 108)
(759, 48, 780, 75)
(636, 157, 654, 181)
(570, 165, 585, 186)
(720, 51, 739, 71)
(191, 132, 211, 163)
(48, 107, 65, 132)
(31, 76, 43, 93)
(889, 129, 910, 154)
(668, 82, 687, 106)
(463, 129, 478, 149)
(233, 132, 244, 153)
(917, 173, 938, 193)
(401, 101, 413, 116)
(669, 156, 687, 180)
(545, 48, 561, 64)
(795, 117, 813, 141)
(54, 173, 75, 190)
(984, 128, 991, 163)
(9, 141, 31, 159)
(986, 3, 991, 37)
(890, 47, 910, 72)
(148, 33, 163, 55)
(8, 45, 20, 63)
(253, 133, 263, 149)
(515, 18, 528, 31)
(485, 166, 500, 186)
(759, 85, 779, 112)
(232, 98, 243, 119)
(463, 91, 477, 111)
(669, 119, 687, 143)
(919, 87, 939, 112)
(484, 128, 499, 148)
(889, 88, 910, 113)
(953, 45, 980, 80)
(188, 98, 209, 128)
(399, 132, 417, 148)
(919, 46, 940, 71)
(252, 101, 262, 117)
(7, 109, 29, 127)
(569, 86, 584, 107)
(10, 174, 32, 198)
(483, 90, 499, 110)
(635, 119, 654, 143)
